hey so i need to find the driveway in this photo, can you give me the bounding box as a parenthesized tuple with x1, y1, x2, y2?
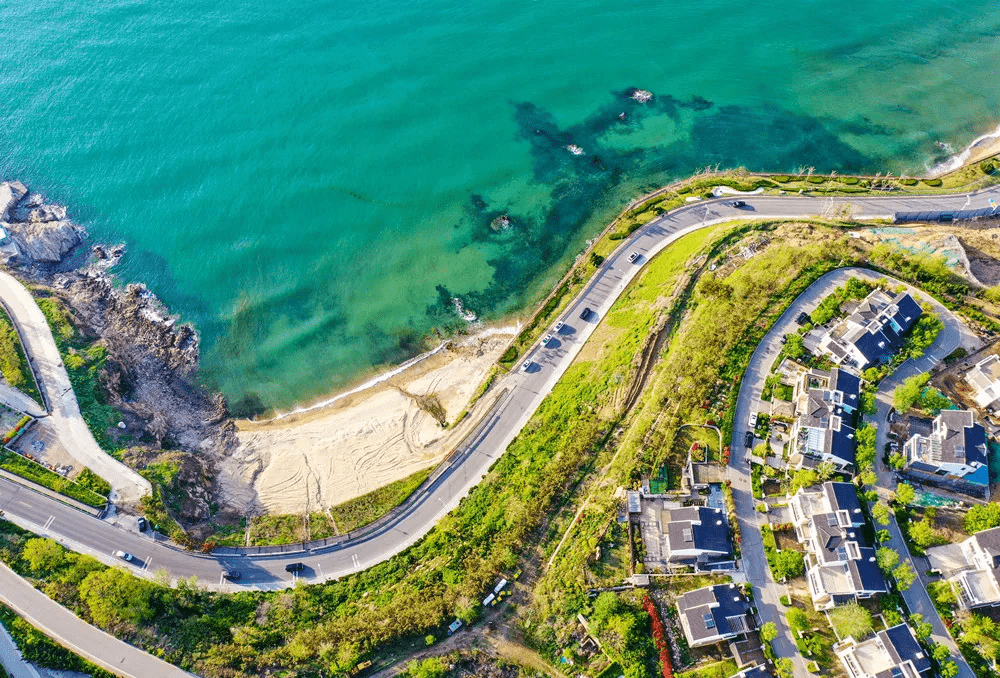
(729, 267, 980, 678)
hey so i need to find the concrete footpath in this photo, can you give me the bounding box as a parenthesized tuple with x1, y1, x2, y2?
(0, 562, 195, 678)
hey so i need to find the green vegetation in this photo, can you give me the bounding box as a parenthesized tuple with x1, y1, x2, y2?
(827, 604, 872, 640)
(75, 467, 112, 496)
(893, 372, 950, 413)
(213, 467, 436, 548)
(138, 460, 185, 542)
(966, 503, 1000, 534)
(675, 659, 738, 678)
(0, 451, 106, 507)
(0, 307, 39, 404)
(0, 605, 116, 678)
(329, 466, 434, 534)
(809, 277, 875, 326)
(760, 524, 804, 581)
(36, 296, 123, 456)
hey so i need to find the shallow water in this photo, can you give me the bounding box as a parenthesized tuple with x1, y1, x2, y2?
(1, 0, 999, 408)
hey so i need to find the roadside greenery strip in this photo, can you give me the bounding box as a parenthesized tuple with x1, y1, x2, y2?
(0, 604, 116, 678)
(0, 451, 106, 508)
(0, 306, 41, 406)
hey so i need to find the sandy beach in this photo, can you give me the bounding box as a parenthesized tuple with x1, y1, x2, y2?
(217, 325, 517, 515)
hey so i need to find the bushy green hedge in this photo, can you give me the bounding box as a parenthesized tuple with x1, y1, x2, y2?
(0, 451, 106, 508)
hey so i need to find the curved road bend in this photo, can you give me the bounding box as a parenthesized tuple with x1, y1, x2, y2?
(0, 562, 194, 678)
(730, 267, 978, 678)
(0, 270, 150, 503)
(3, 188, 1000, 594)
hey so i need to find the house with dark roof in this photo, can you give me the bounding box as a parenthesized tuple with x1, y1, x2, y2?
(927, 526, 1000, 609)
(659, 506, 732, 567)
(788, 368, 860, 471)
(817, 289, 922, 370)
(676, 583, 754, 648)
(835, 623, 932, 678)
(901, 410, 989, 500)
(732, 666, 772, 678)
(788, 482, 886, 610)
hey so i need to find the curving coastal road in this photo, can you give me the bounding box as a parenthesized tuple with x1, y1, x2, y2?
(3, 188, 1000, 594)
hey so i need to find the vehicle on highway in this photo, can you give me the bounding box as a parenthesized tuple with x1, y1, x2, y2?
(744, 431, 754, 448)
(223, 571, 241, 581)
(114, 550, 134, 562)
(137, 516, 148, 532)
(580, 307, 592, 320)
(627, 251, 640, 263)
(795, 311, 810, 325)
(554, 321, 564, 332)
(521, 360, 532, 372)
(285, 562, 305, 573)
(730, 200, 747, 208)
(542, 334, 554, 347)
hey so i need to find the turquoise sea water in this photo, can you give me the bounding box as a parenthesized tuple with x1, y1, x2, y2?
(1, 1, 999, 408)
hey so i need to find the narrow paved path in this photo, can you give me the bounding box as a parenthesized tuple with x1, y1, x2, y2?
(729, 267, 979, 678)
(0, 562, 194, 678)
(0, 621, 41, 678)
(0, 270, 149, 503)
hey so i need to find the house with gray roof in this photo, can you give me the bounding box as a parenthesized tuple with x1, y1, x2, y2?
(788, 482, 886, 610)
(901, 410, 989, 500)
(817, 289, 922, 370)
(789, 368, 860, 471)
(676, 583, 754, 648)
(966, 354, 1000, 412)
(732, 666, 771, 678)
(835, 623, 932, 678)
(659, 506, 732, 567)
(927, 526, 1000, 609)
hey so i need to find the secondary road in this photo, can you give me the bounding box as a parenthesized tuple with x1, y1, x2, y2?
(0, 270, 150, 503)
(3, 187, 1000, 594)
(728, 267, 980, 677)
(0, 562, 193, 678)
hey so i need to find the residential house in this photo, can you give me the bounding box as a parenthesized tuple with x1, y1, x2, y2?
(658, 506, 732, 567)
(817, 290, 922, 370)
(788, 368, 861, 471)
(835, 623, 933, 678)
(901, 410, 989, 500)
(732, 666, 771, 678)
(676, 583, 754, 648)
(927, 526, 1000, 609)
(966, 354, 1000, 411)
(788, 482, 886, 610)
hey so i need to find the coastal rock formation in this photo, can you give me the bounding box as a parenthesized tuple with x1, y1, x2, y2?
(0, 180, 84, 264)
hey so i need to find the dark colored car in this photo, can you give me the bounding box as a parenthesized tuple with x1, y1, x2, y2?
(137, 516, 148, 532)
(744, 431, 754, 448)
(730, 200, 747, 208)
(795, 311, 810, 325)
(285, 562, 305, 573)
(580, 307, 592, 320)
(223, 571, 241, 581)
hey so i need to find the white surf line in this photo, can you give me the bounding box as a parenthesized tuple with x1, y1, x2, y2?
(262, 341, 452, 421)
(930, 121, 1000, 176)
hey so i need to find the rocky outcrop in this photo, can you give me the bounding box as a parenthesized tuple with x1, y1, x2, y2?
(0, 179, 243, 531)
(0, 181, 84, 264)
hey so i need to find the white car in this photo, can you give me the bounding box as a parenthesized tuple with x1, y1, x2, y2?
(627, 251, 640, 263)
(114, 550, 134, 562)
(748, 412, 758, 428)
(542, 334, 554, 346)
(554, 321, 565, 332)
(521, 360, 531, 372)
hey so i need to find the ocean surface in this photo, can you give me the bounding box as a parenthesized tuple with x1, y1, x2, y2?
(1, 1, 999, 409)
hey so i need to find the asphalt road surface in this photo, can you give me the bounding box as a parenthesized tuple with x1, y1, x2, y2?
(3, 187, 1000, 594)
(729, 267, 980, 678)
